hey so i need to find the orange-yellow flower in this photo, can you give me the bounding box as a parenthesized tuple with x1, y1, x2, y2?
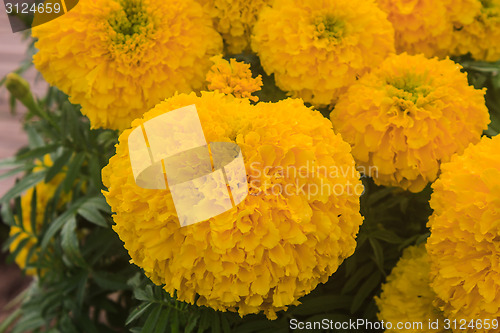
(32, 0, 222, 130)
(251, 0, 394, 106)
(331, 53, 489, 192)
(427, 135, 500, 326)
(102, 92, 364, 319)
(206, 55, 262, 101)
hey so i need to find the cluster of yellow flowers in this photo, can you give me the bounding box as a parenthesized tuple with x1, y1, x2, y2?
(376, 0, 500, 60)
(26, 0, 498, 321)
(102, 92, 364, 318)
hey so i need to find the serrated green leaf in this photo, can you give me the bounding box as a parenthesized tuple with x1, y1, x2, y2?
(41, 196, 87, 250)
(0, 170, 46, 204)
(77, 203, 108, 227)
(16, 144, 58, 161)
(368, 238, 384, 273)
(370, 229, 403, 244)
(126, 303, 154, 326)
(11, 311, 45, 333)
(62, 153, 86, 193)
(45, 150, 72, 182)
(154, 307, 170, 333)
(0, 165, 33, 181)
(350, 271, 381, 314)
(61, 216, 86, 268)
(185, 313, 200, 333)
(141, 304, 162, 333)
(26, 126, 45, 149)
(341, 263, 375, 295)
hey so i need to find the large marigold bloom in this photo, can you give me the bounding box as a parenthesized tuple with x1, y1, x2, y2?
(331, 53, 489, 193)
(375, 244, 446, 333)
(375, 0, 479, 58)
(102, 92, 364, 319)
(196, 0, 271, 54)
(206, 55, 262, 101)
(251, 0, 394, 106)
(452, 0, 500, 62)
(426, 135, 500, 326)
(32, 0, 222, 131)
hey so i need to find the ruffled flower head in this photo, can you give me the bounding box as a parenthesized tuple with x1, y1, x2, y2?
(251, 0, 394, 106)
(376, 244, 446, 333)
(196, 0, 271, 54)
(102, 92, 364, 319)
(206, 55, 262, 101)
(32, 0, 222, 130)
(375, 0, 480, 58)
(427, 135, 500, 325)
(452, 0, 500, 61)
(331, 53, 489, 192)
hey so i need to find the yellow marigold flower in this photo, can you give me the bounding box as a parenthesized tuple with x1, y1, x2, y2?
(102, 92, 364, 319)
(331, 53, 489, 193)
(251, 0, 394, 106)
(196, 0, 271, 54)
(9, 156, 68, 275)
(375, 244, 446, 333)
(375, 0, 480, 58)
(426, 135, 500, 326)
(452, 0, 500, 62)
(32, 0, 222, 131)
(206, 55, 262, 101)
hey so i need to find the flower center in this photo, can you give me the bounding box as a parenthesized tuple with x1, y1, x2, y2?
(315, 15, 345, 41)
(108, 0, 150, 37)
(386, 73, 433, 105)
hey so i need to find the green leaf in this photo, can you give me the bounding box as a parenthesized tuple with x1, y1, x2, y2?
(0, 165, 34, 181)
(368, 238, 384, 273)
(61, 216, 86, 268)
(370, 229, 403, 244)
(184, 313, 200, 333)
(291, 295, 352, 316)
(0, 170, 46, 204)
(28, 186, 38, 244)
(154, 307, 170, 333)
(92, 271, 130, 291)
(77, 201, 108, 227)
(212, 313, 221, 333)
(341, 263, 375, 295)
(16, 144, 58, 161)
(62, 153, 86, 193)
(126, 303, 154, 326)
(26, 126, 45, 148)
(350, 271, 381, 314)
(45, 150, 72, 182)
(11, 311, 45, 333)
(40, 196, 87, 250)
(141, 304, 162, 333)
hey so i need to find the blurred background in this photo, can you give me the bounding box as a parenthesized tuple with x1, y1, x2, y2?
(0, 8, 45, 326)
